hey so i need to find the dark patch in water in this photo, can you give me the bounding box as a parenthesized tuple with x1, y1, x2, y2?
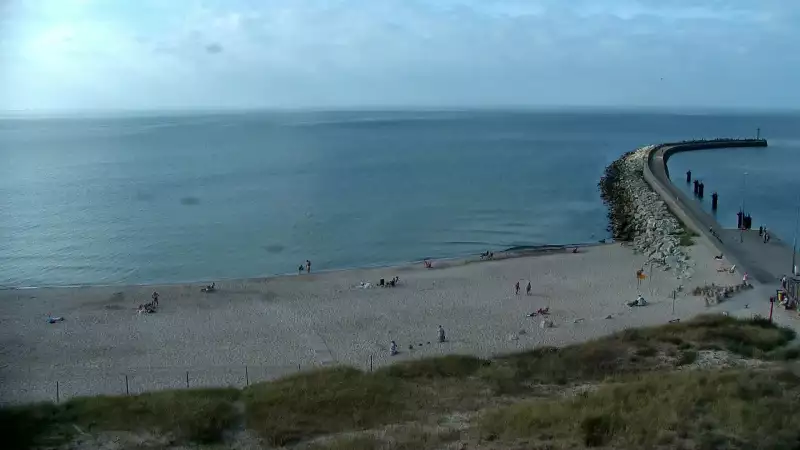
(180, 196, 200, 205)
(264, 244, 285, 254)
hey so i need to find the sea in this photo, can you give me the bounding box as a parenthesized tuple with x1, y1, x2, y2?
(2, 110, 799, 287)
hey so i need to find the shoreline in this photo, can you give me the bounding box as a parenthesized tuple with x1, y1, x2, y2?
(0, 240, 747, 405)
(0, 241, 608, 291)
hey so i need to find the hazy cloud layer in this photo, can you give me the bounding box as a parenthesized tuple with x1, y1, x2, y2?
(1, 0, 798, 111)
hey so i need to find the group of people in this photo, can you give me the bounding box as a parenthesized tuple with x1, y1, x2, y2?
(201, 282, 216, 292)
(379, 276, 400, 287)
(137, 291, 160, 314)
(480, 251, 494, 260)
(759, 226, 771, 243)
(389, 325, 446, 356)
(298, 260, 312, 274)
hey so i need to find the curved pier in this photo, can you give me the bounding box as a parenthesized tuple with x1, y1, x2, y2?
(642, 139, 784, 284)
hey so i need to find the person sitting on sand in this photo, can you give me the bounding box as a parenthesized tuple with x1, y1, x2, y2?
(47, 314, 64, 323)
(390, 340, 398, 356)
(437, 325, 446, 343)
(572, 247, 579, 253)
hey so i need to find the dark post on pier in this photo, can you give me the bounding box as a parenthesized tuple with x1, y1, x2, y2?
(686, 170, 692, 183)
(693, 179, 699, 195)
(711, 192, 718, 210)
(698, 182, 705, 198)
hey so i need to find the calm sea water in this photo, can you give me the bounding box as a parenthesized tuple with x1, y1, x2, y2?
(2, 110, 799, 287)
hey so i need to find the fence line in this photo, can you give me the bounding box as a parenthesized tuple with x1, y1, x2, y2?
(3, 355, 395, 405)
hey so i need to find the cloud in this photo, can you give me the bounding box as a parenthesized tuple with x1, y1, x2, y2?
(205, 42, 223, 54)
(1, 0, 799, 110)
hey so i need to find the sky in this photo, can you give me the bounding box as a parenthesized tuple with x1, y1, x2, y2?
(0, 0, 798, 111)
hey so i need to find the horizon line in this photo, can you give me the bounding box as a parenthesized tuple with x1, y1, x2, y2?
(2, 104, 800, 119)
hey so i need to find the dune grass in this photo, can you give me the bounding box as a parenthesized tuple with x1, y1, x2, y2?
(481, 369, 800, 449)
(1, 388, 239, 450)
(4, 315, 797, 450)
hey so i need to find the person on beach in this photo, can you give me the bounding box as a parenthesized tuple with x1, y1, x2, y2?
(437, 325, 446, 343)
(390, 340, 398, 356)
(152, 291, 159, 307)
(526, 281, 532, 296)
(306, 260, 312, 273)
(782, 275, 787, 290)
(298, 264, 304, 274)
(743, 272, 749, 286)
(515, 281, 520, 295)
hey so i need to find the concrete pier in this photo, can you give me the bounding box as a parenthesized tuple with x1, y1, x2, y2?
(642, 138, 798, 284)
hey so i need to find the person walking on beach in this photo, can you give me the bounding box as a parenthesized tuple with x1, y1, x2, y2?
(437, 325, 446, 343)
(306, 260, 312, 273)
(151, 291, 159, 307)
(515, 281, 520, 295)
(526, 281, 532, 296)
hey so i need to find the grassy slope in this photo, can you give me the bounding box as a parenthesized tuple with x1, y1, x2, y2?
(3, 315, 799, 450)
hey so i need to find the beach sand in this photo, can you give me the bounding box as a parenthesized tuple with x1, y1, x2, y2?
(0, 240, 745, 404)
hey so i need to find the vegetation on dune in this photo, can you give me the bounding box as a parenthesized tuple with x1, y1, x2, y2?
(481, 369, 800, 449)
(3, 315, 799, 450)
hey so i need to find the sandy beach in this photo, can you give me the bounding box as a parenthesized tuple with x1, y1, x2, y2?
(0, 237, 753, 405)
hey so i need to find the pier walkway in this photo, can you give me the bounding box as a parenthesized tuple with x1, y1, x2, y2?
(643, 139, 797, 285)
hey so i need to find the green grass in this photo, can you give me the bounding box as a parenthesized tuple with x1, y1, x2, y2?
(678, 231, 696, 246)
(1, 388, 239, 450)
(243, 367, 411, 446)
(618, 314, 796, 358)
(4, 315, 797, 449)
(480, 369, 800, 449)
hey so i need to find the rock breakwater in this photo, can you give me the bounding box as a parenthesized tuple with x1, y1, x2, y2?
(599, 145, 695, 279)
